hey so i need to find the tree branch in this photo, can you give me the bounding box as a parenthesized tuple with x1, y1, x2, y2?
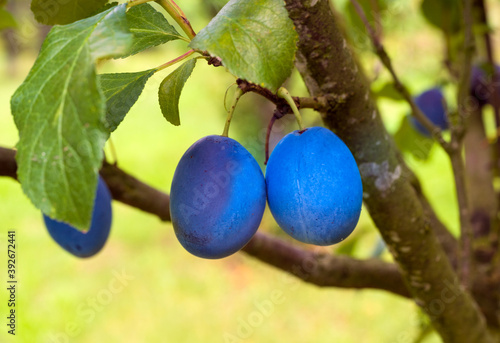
(243, 232, 409, 296)
(473, 0, 500, 271)
(100, 161, 171, 222)
(0, 147, 16, 179)
(236, 79, 346, 114)
(0, 147, 409, 296)
(449, 0, 476, 288)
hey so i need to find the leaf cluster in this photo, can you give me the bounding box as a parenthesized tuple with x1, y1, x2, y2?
(11, 0, 298, 229)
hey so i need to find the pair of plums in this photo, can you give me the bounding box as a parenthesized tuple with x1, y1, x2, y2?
(170, 126, 364, 259)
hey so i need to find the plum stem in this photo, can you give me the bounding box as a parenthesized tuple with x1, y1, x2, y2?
(127, 0, 154, 8)
(155, 0, 196, 40)
(155, 49, 195, 71)
(265, 115, 277, 165)
(222, 88, 243, 137)
(277, 87, 304, 130)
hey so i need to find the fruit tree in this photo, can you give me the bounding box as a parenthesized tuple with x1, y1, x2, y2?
(0, 0, 499, 342)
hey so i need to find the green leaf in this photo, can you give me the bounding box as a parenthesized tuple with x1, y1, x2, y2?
(420, 0, 461, 34)
(158, 59, 197, 126)
(189, 0, 297, 93)
(89, 6, 132, 60)
(124, 3, 184, 58)
(100, 69, 156, 131)
(11, 4, 132, 230)
(394, 116, 434, 160)
(0, 8, 16, 30)
(31, 0, 109, 25)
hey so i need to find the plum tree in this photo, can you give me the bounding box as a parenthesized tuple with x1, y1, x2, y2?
(170, 135, 266, 259)
(266, 126, 363, 245)
(43, 176, 112, 258)
(1, 0, 500, 342)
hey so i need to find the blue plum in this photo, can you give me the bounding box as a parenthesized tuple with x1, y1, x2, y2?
(266, 126, 363, 246)
(469, 64, 500, 108)
(409, 88, 448, 136)
(170, 135, 266, 259)
(43, 176, 113, 258)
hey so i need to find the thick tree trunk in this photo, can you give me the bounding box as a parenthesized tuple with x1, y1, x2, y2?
(283, 0, 495, 342)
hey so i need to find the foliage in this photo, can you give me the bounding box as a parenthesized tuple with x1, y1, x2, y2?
(31, 0, 109, 25)
(11, 4, 131, 229)
(190, 0, 298, 92)
(10, 0, 297, 228)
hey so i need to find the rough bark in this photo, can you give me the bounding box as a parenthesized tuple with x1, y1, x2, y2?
(283, 0, 494, 341)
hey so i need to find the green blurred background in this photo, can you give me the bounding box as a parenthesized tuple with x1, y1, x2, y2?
(1, 0, 498, 342)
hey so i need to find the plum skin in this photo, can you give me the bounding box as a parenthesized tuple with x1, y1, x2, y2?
(43, 176, 113, 258)
(266, 126, 363, 246)
(409, 88, 447, 136)
(170, 135, 266, 259)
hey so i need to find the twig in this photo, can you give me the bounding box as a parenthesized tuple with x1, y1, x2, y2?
(155, 49, 195, 71)
(369, 0, 382, 41)
(451, 0, 476, 289)
(236, 79, 342, 113)
(155, 0, 196, 40)
(450, 151, 473, 287)
(0, 147, 17, 179)
(265, 115, 277, 165)
(349, 0, 448, 148)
